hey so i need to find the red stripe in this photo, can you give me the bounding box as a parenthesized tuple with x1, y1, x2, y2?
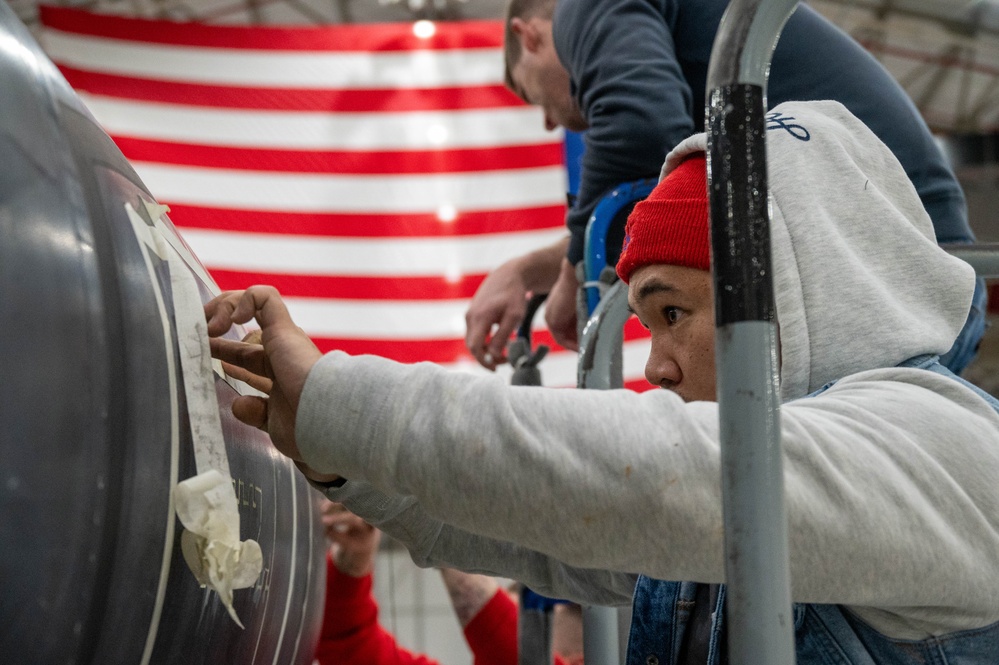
(210, 269, 486, 300)
(168, 204, 565, 237)
(208, 272, 657, 326)
(623, 316, 649, 339)
(209, 271, 653, 322)
(527, 318, 649, 350)
(40, 6, 505, 51)
(624, 378, 655, 393)
(305, 321, 649, 378)
(311, 337, 464, 363)
(112, 136, 563, 175)
(309, 337, 518, 364)
(59, 66, 524, 111)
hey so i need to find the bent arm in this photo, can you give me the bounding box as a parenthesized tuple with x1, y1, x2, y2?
(300, 354, 999, 636)
(460, 586, 519, 665)
(315, 554, 441, 665)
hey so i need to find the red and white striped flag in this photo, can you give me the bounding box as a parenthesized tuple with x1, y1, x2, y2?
(39, 5, 653, 390)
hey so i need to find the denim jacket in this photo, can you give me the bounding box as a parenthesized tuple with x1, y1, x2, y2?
(627, 356, 999, 664)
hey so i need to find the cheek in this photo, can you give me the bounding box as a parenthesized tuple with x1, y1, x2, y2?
(683, 322, 717, 380)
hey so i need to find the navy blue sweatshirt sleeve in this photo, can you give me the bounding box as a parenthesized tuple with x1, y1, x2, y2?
(554, 0, 696, 265)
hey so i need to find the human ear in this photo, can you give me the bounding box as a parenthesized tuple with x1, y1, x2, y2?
(510, 17, 542, 53)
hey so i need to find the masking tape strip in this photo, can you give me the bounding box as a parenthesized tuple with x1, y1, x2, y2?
(126, 201, 261, 630)
(142, 201, 265, 401)
(163, 232, 231, 479)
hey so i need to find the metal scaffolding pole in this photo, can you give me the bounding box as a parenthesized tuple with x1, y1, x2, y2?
(575, 285, 631, 665)
(705, 0, 799, 662)
(943, 243, 999, 279)
(575, 181, 654, 665)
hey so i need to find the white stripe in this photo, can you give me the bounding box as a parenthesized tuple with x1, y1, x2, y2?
(79, 94, 556, 150)
(443, 340, 653, 389)
(135, 162, 567, 214)
(271, 458, 298, 665)
(250, 469, 278, 664)
(181, 227, 567, 277)
(44, 29, 506, 88)
(283, 297, 652, 358)
(288, 297, 469, 338)
(289, 493, 314, 664)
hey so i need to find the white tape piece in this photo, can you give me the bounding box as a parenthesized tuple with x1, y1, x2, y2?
(125, 201, 262, 628)
(175, 470, 263, 629)
(167, 241, 232, 479)
(135, 201, 265, 401)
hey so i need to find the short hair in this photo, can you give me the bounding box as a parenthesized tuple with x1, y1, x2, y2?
(503, 0, 557, 90)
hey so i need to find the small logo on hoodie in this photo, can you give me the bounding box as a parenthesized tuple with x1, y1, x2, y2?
(766, 111, 810, 141)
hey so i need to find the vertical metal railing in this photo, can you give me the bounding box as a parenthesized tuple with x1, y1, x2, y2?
(705, 0, 799, 662)
(576, 1, 999, 652)
(576, 282, 632, 665)
(576, 182, 653, 665)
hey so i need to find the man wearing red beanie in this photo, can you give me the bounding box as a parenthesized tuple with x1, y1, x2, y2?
(207, 101, 999, 663)
(615, 154, 715, 403)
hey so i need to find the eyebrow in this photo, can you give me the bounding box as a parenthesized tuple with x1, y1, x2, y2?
(627, 280, 679, 314)
(635, 280, 678, 302)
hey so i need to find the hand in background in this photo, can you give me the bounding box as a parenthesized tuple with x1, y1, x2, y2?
(438, 568, 502, 628)
(465, 258, 532, 370)
(543, 258, 580, 351)
(321, 500, 381, 578)
(465, 237, 568, 369)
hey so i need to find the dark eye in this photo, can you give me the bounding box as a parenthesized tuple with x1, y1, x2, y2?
(664, 307, 680, 324)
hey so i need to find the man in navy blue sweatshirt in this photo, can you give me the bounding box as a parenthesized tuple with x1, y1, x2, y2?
(465, 0, 984, 373)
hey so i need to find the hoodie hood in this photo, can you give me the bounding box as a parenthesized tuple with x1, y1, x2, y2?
(663, 100, 975, 401)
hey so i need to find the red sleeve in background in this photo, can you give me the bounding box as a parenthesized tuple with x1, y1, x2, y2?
(317, 556, 575, 665)
(463, 589, 519, 665)
(313, 554, 441, 665)
(463, 590, 571, 665)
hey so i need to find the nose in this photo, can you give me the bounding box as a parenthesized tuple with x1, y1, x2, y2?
(645, 338, 682, 390)
(543, 113, 558, 131)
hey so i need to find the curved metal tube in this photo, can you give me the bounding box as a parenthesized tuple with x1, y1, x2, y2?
(577, 281, 631, 391)
(943, 242, 999, 279)
(705, 0, 799, 663)
(573, 172, 656, 665)
(575, 281, 633, 664)
(583, 179, 656, 314)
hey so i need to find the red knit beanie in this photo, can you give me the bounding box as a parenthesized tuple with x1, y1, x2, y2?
(616, 154, 710, 284)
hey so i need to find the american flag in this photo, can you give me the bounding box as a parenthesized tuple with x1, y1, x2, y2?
(39, 5, 653, 390)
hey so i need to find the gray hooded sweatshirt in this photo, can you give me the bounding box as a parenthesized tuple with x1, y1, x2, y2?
(298, 101, 999, 640)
